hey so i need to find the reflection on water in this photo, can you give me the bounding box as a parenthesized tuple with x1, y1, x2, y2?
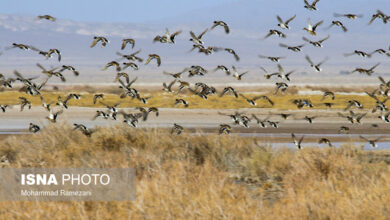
(0, 131, 30, 135)
(270, 142, 390, 151)
(0, 130, 389, 150)
(239, 133, 390, 150)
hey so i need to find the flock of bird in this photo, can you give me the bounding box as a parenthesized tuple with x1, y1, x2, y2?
(1, 0, 390, 149)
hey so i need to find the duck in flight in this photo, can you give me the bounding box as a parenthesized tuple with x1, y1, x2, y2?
(321, 91, 335, 100)
(46, 109, 63, 123)
(214, 65, 231, 75)
(350, 63, 380, 76)
(359, 136, 382, 148)
(251, 114, 270, 128)
(304, 0, 320, 11)
(19, 97, 31, 111)
(163, 79, 176, 93)
(258, 54, 285, 63)
(219, 124, 232, 135)
(220, 87, 239, 98)
(291, 133, 304, 149)
(153, 28, 182, 44)
(121, 38, 135, 50)
(93, 94, 105, 104)
(29, 123, 41, 133)
(210, 21, 230, 34)
(334, 13, 363, 20)
(224, 48, 240, 61)
(279, 43, 305, 52)
(305, 55, 328, 72)
(303, 19, 323, 36)
(344, 50, 372, 58)
(264, 29, 286, 39)
(90, 36, 109, 48)
(303, 35, 330, 47)
(327, 21, 347, 32)
(189, 29, 208, 45)
(239, 94, 272, 106)
(36, 15, 56, 22)
(276, 14, 296, 29)
(175, 99, 189, 108)
(318, 138, 333, 147)
(232, 66, 248, 80)
(60, 65, 79, 76)
(145, 54, 161, 67)
(171, 123, 184, 135)
(116, 50, 143, 63)
(276, 64, 295, 81)
(6, 43, 33, 51)
(275, 82, 289, 94)
(73, 123, 96, 137)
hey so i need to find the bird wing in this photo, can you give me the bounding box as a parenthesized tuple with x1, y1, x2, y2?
(286, 14, 296, 24)
(305, 55, 314, 65)
(276, 15, 283, 23)
(359, 135, 369, 142)
(370, 63, 380, 71)
(131, 49, 141, 56)
(156, 56, 161, 66)
(145, 56, 152, 65)
(239, 71, 248, 77)
(302, 36, 311, 43)
(313, 20, 324, 30)
(90, 38, 99, 48)
(223, 24, 230, 33)
(318, 57, 329, 66)
(318, 35, 330, 43)
(198, 28, 208, 38)
(121, 40, 127, 50)
(189, 31, 197, 39)
(239, 93, 248, 100)
(277, 64, 284, 74)
(171, 30, 182, 38)
(279, 43, 288, 48)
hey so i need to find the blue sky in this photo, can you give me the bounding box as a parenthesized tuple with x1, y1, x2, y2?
(2, 0, 237, 23)
(1, 0, 390, 82)
(2, 0, 389, 26)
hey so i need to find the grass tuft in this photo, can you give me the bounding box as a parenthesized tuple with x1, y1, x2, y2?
(0, 125, 389, 218)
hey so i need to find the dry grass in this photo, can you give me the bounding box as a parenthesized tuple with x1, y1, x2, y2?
(0, 90, 380, 110)
(0, 124, 389, 219)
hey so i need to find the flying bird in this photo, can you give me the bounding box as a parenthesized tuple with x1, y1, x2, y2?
(279, 43, 305, 52)
(327, 21, 347, 32)
(264, 29, 286, 39)
(303, 19, 323, 35)
(276, 14, 296, 29)
(153, 28, 182, 44)
(304, 0, 320, 11)
(121, 38, 135, 50)
(90, 36, 109, 48)
(210, 21, 230, 34)
(334, 13, 363, 19)
(292, 133, 304, 149)
(36, 15, 56, 22)
(189, 29, 208, 45)
(305, 55, 328, 72)
(145, 54, 161, 66)
(302, 35, 330, 47)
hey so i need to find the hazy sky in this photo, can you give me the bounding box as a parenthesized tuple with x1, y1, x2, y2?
(1, 0, 389, 27)
(2, 0, 237, 23)
(1, 0, 390, 83)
